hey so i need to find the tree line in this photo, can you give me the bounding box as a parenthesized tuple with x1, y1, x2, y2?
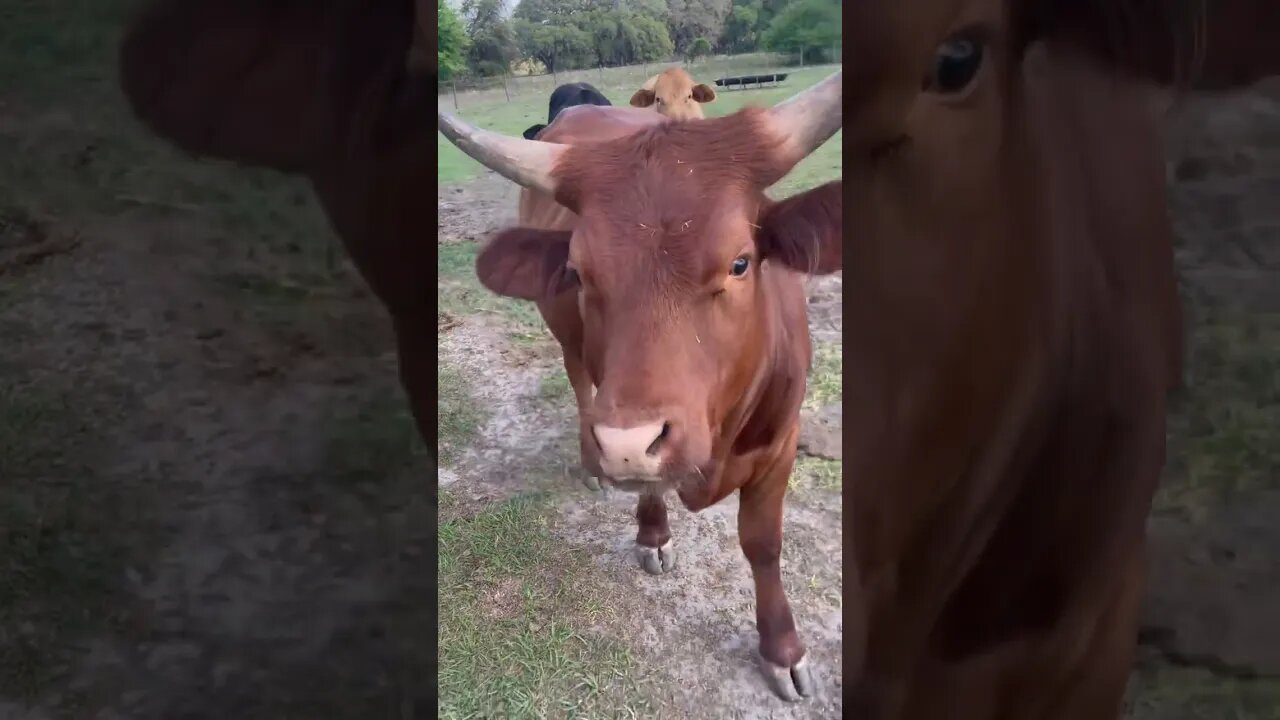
(438, 0, 841, 80)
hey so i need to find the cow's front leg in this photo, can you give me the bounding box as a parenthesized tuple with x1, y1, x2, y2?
(635, 491, 676, 575)
(562, 352, 605, 492)
(739, 465, 813, 702)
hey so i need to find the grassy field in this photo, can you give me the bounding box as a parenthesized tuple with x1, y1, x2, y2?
(437, 63, 844, 198)
(438, 490, 655, 719)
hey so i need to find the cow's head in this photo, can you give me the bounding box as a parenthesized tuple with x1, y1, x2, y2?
(630, 68, 717, 120)
(439, 73, 841, 491)
(828, 1, 1199, 446)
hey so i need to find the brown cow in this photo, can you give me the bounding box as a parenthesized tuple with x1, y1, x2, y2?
(443, 2, 1279, 718)
(440, 74, 843, 700)
(116, 0, 1280, 713)
(630, 67, 717, 119)
(832, 3, 1276, 719)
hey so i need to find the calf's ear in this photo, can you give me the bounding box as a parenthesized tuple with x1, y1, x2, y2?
(692, 84, 717, 103)
(475, 228, 577, 301)
(757, 181, 842, 275)
(630, 89, 657, 108)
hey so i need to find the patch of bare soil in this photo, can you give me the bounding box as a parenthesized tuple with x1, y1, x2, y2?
(1132, 84, 1280, 689)
(437, 170, 522, 246)
(3, 211, 433, 719)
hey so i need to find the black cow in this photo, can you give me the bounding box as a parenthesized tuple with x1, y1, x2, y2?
(521, 82, 612, 140)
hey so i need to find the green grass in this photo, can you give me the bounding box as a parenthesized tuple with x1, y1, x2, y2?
(789, 456, 842, 492)
(438, 241, 552, 344)
(804, 340, 842, 411)
(323, 387, 431, 483)
(438, 362, 485, 467)
(1157, 308, 1280, 523)
(438, 493, 653, 719)
(1126, 664, 1280, 719)
(537, 371, 574, 405)
(438, 64, 843, 197)
(0, 374, 156, 704)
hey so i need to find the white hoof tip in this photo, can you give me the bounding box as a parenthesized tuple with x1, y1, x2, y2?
(759, 653, 814, 702)
(635, 540, 676, 575)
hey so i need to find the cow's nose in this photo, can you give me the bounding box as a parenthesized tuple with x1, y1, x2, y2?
(591, 421, 669, 478)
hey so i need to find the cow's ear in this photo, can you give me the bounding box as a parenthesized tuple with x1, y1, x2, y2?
(630, 89, 657, 108)
(475, 228, 577, 301)
(757, 181, 841, 275)
(119, 0, 420, 174)
(692, 84, 717, 103)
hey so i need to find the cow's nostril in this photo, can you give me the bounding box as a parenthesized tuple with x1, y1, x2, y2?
(646, 422, 671, 456)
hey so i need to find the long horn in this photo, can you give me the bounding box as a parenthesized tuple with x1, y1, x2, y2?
(438, 111, 567, 195)
(765, 69, 843, 166)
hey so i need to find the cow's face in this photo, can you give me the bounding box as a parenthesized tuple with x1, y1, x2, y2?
(561, 193, 773, 488)
(837, 1, 1179, 389)
(630, 70, 716, 120)
(451, 97, 843, 493)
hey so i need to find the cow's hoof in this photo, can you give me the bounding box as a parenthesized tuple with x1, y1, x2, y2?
(583, 475, 603, 492)
(636, 539, 676, 575)
(760, 654, 814, 702)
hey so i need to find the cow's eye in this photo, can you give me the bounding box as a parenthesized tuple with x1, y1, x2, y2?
(729, 256, 750, 277)
(926, 35, 984, 95)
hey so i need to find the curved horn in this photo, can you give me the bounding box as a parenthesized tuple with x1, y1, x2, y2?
(438, 111, 567, 195)
(765, 69, 843, 165)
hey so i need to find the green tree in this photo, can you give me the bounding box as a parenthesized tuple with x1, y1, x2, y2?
(513, 0, 612, 24)
(627, 12, 675, 61)
(462, 0, 519, 76)
(513, 4, 673, 71)
(438, 0, 470, 80)
(687, 36, 712, 60)
(720, 0, 761, 53)
(512, 19, 596, 72)
(666, 0, 733, 54)
(760, 0, 840, 60)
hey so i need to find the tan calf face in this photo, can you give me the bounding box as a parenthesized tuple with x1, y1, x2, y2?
(630, 68, 717, 120)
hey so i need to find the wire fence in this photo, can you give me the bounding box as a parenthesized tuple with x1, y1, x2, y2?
(437, 48, 841, 111)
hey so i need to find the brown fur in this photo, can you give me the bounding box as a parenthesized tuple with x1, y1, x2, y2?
(630, 67, 717, 120)
(475, 102, 842, 694)
(838, 1, 1231, 718)
(116, 0, 1280, 710)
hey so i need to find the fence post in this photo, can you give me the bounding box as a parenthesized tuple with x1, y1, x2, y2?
(452, 79, 459, 110)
